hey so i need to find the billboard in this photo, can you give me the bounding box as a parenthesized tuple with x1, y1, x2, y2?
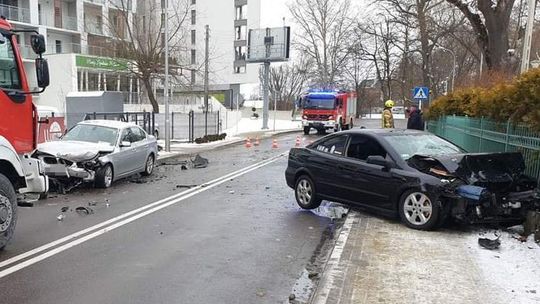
(246, 27, 291, 63)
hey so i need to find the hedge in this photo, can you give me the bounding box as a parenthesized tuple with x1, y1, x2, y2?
(427, 68, 540, 130)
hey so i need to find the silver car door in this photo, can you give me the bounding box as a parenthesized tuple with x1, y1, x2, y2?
(130, 127, 148, 171)
(115, 128, 139, 176)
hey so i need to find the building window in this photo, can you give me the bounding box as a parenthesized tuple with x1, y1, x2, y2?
(234, 66, 246, 74)
(235, 4, 247, 20)
(191, 70, 196, 84)
(55, 40, 62, 53)
(191, 49, 196, 64)
(191, 0, 196, 4)
(191, 10, 196, 25)
(235, 46, 246, 61)
(191, 30, 196, 44)
(235, 25, 246, 40)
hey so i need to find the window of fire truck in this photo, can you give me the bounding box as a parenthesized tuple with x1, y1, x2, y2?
(0, 33, 22, 91)
(303, 97, 336, 110)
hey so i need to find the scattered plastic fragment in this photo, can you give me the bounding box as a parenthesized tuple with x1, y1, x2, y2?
(192, 154, 209, 168)
(57, 214, 65, 221)
(75, 206, 94, 216)
(478, 237, 501, 250)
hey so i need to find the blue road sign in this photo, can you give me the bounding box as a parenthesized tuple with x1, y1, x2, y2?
(413, 87, 429, 101)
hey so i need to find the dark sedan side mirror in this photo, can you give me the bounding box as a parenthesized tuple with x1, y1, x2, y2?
(367, 155, 394, 169)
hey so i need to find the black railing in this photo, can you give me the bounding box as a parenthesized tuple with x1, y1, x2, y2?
(84, 111, 221, 143)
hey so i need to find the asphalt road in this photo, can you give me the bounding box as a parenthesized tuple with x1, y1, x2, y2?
(0, 119, 404, 304)
(0, 130, 352, 304)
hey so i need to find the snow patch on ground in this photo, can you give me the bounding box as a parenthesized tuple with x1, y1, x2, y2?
(223, 118, 301, 136)
(466, 231, 540, 304)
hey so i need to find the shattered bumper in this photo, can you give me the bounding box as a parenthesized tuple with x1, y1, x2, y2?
(445, 186, 540, 224)
(40, 156, 97, 182)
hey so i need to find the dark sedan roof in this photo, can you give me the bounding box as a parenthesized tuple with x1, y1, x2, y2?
(341, 128, 426, 136)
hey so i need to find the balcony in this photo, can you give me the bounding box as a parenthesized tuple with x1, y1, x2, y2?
(39, 14, 78, 31)
(84, 0, 105, 5)
(0, 4, 31, 24)
(84, 21, 104, 35)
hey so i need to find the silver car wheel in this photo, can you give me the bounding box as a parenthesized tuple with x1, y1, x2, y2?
(403, 192, 432, 226)
(146, 155, 154, 174)
(296, 179, 313, 206)
(0, 194, 13, 233)
(104, 166, 113, 188)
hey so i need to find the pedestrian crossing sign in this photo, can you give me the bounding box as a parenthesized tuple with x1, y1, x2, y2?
(413, 87, 429, 100)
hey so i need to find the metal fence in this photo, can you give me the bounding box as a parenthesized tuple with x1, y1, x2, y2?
(84, 111, 221, 143)
(427, 115, 540, 179)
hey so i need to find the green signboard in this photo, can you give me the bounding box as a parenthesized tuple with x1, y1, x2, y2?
(75, 55, 128, 71)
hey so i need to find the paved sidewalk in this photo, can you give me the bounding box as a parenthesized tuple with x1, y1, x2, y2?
(312, 211, 540, 304)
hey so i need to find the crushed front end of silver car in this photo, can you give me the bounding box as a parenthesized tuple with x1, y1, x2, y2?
(34, 141, 114, 192)
(408, 152, 540, 224)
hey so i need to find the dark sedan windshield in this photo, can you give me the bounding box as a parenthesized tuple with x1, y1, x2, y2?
(63, 124, 119, 146)
(384, 133, 464, 160)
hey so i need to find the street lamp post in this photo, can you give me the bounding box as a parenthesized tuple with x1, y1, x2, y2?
(163, 0, 170, 152)
(436, 45, 456, 92)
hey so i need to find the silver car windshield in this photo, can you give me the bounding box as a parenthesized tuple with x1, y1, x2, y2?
(384, 134, 465, 160)
(63, 124, 119, 146)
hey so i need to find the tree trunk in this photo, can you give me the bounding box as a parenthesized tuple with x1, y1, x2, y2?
(479, 0, 514, 70)
(142, 77, 160, 113)
(417, 0, 431, 87)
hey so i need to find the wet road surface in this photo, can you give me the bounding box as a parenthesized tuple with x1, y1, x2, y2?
(0, 131, 348, 304)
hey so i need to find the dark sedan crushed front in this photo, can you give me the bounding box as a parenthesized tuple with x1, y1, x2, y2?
(285, 129, 540, 230)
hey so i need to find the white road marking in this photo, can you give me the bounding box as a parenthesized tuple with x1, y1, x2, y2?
(311, 212, 359, 304)
(0, 153, 286, 278)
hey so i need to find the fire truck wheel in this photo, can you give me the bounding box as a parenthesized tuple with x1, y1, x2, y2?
(0, 173, 17, 251)
(303, 127, 310, 135)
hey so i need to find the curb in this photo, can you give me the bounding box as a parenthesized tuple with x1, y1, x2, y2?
(156, 128, 301, 163)
(309, 212, 359, 304)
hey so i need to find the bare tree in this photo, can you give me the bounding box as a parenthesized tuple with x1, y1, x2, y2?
(109, 0, 192, 113)
(446, 0, 516, 70)
(288, 0, 355, 86)
(258, 58, 310, 111)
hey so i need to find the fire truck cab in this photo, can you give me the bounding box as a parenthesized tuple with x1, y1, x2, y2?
(300, 90, 357, 135)
(0, 17, 50, 249)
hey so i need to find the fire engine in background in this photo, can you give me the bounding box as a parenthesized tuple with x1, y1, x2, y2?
(299, 90, 357, 135)
(0, 17, 50, 249)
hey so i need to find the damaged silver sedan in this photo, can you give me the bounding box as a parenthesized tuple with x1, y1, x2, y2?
(35, 120, 158, 191)
(286, 129, 540, 230)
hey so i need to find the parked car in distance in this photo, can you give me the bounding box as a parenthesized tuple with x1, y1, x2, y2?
(35, 120, 158, 189)
(285, 129, 540, 230)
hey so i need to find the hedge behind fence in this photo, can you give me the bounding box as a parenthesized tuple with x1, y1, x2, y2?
(427, 68, 540, 130)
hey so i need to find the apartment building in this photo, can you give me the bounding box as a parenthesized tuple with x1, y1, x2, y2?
(0, 0, 262, 111)
(181, 0, 261, 107)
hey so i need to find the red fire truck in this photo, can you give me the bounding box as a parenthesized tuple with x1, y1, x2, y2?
(299, 90, 357, 135)
(0, 17, 50, 249)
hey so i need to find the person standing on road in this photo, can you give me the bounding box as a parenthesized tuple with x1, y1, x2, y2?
(382, 100, 395, 128)
(407, 105, 424, 130)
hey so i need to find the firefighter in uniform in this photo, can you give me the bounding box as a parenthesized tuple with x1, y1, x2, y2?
(382, 100, 395, 128)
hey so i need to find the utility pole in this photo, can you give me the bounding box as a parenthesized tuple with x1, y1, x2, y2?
(262, 27, 271, 130)
(204, 25, 210, 136)
(521, 0, 537, 73)
(163, 0, 170, 152)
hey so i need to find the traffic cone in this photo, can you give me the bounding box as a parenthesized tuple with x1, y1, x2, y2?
(272, 139, 279, 149)
(295, 136, 301, 147)
(245, 137, 252, 148)
(254, 136, 260, 146)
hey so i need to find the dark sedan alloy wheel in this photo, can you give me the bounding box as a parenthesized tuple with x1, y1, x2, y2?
(399, 191, 440, 230)
(294, 176, 322, 209)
